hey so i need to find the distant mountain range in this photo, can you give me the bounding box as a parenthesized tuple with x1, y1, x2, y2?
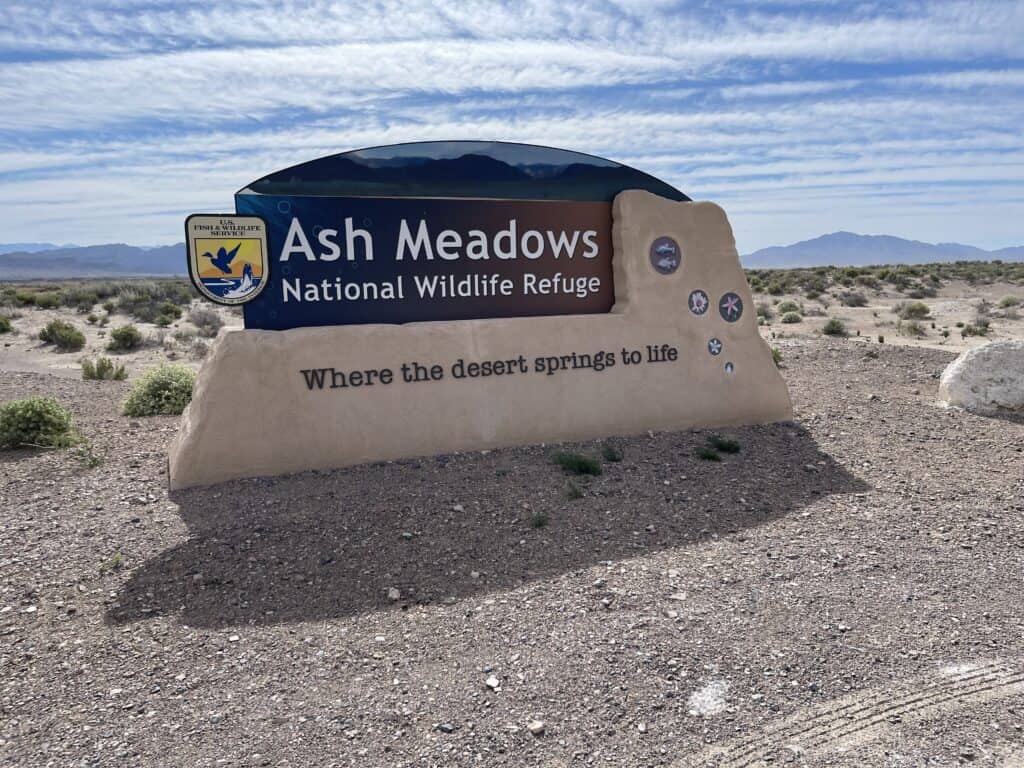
(743, 232, 1024, 268)
(0, 243, 184, 279)
(0, 242, 77, 255)
(0, 231, 1022, 278)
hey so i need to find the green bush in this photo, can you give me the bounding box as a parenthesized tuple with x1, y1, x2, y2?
(780, 312, 802, 324)
(551, 451, 602, 476)
(39, 319, 85, 351)
(708, 435, 741, 454)
(771, 347, 783, 366)
(0, 316, 11, 333)
(81, 356, 127, 381)
(777, 300, 800, 313)
(107, 324, 143, 351)
(188, 307, 223, 337)
(122, 363, 196, 416)
(897, 301, 930, 320)
(999, 295, 1020, 308)
(696, 446, 721, 462)
(0, 396, 75, 449)
(33, 292, 61, 309)
(822, 318, 848, 337)
(839, 291, 868, 307)
(601, 442, 624, 462)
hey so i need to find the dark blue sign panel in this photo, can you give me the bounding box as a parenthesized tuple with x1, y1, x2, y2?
(231, 141, 689, 330)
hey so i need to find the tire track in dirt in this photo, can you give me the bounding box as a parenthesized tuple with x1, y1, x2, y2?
(677, 659, 1024, 767)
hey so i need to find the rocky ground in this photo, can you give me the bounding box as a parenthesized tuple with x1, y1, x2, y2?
(1, 340, 1023, 767)
(755, 280, 1024, 354)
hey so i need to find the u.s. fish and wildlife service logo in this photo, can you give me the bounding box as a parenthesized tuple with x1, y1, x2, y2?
(185, 214, 269, 305)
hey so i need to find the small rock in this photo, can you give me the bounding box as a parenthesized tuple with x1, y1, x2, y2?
(228, 634, 240, 642)
(527, 720, 545, 736)
(637, 722, 647, 733)
(387, 587, 401, 601)
(452, 504, 465, 513)
(436, 722, 457, 734)
(485, 675, 500, 690)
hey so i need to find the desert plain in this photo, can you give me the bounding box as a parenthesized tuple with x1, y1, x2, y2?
(1, 263, 1023, 767)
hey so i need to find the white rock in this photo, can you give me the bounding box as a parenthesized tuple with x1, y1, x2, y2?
(485, 675, 500, 690)
(939, 340, 1024, 415)
(387, 587, 401, 601)
(527, 719, 545, 736)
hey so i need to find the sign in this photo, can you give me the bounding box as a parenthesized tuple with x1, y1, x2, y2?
(205, 140, 689, 330)
(233, 196, 614, 329)
(169, 143, 792, 489)
(185, 215, 268, 305)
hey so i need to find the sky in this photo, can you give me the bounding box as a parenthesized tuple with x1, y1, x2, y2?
(0, 0, 1022, 254)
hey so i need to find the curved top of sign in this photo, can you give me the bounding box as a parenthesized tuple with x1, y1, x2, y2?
(238, 141, 689, 202)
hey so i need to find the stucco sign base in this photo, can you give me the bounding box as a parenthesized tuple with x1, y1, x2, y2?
(168, 192, 792, 489)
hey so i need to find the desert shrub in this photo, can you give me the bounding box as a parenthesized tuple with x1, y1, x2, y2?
(696, 446, 721, 461)
(530, 510, 550, 528)
(771, 347, 782, 366)
(189, 339, 209, 359)
(107, 324, 143, 352)
(822, 318, 848, 337)
(601, 442, 624, 462)
(154, 314, 174, 328)
(122, 363, 196, 416)
(61, 286, 100, 312)
(805, 289, 821, 300)
(897, 301, 930, 320)
(777, 300, 800, 313)
(878, 334, 885, 344)
(0, 316, 11, 333)
(708, 435, 741, 454)
(766, 281, 786, 296)
(998, 295, 1020, 308)
(33, 292, 61, 309)
(0, 396, 75, 449)
(39, 319, 85, 351)
(551, 451, 602, 476)
(566, 481, 584, 500)
(780, 312, 802, 324)
(188, 307, 223, 337)
(839, 291, 868, 307)
(116, 280, 194, 323)
(14, 290, 37, 306)
(81, 356, 127, 381)
(900, 320, 926, 337)
(86, 313, 99, 324)
(102, 300, 115, 313)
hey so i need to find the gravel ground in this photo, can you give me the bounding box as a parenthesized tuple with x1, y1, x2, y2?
(1, 339, 1023, 767)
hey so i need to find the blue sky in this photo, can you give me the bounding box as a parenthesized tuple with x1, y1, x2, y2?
(0, 0, 1022, 253)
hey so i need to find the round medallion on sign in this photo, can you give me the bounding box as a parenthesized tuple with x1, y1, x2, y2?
(708, 338, 722, 356)
(688, 289, 709, 315)
(649, 236, 681, 275)
(719, 292, 743, 322)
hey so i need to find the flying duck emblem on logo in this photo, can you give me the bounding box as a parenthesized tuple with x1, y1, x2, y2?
(186, 214, 269, 305)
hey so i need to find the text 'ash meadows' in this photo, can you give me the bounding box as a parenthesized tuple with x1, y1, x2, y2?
(278, 217, 601, 262)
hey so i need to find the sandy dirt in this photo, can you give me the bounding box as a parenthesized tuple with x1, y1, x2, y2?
(0, 300, 242, 378)
(755, 280, 1024, 354)
(1, 338, 1023, 767)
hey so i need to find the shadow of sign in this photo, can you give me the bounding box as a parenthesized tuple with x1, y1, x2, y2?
(108, 423, 867, 628)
